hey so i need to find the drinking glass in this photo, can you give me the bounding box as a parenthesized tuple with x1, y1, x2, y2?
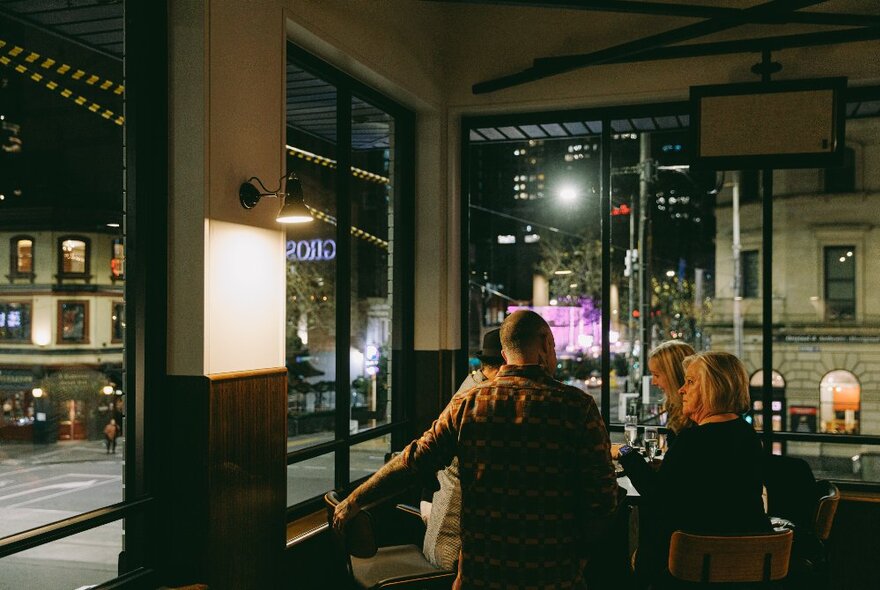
(644, 427, 659, 460)
(624, 415, 638, 446)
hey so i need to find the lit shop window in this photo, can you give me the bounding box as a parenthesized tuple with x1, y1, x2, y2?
(0, 302, 31, 341)
(820, 370, 860, 434)
(111, 238, 125, 279)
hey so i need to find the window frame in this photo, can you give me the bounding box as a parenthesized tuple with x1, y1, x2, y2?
(9, 235, 35, 279)
(284, 43, 415, 520)
(0, 1, 166, 581)
(56, 235, 92, 279)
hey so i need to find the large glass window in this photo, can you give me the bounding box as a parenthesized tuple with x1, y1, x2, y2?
(464, 89, 880, 485)
(0, 0, 150, 582)
(466, 120, 603, 413)
(284, 45, 413, 516)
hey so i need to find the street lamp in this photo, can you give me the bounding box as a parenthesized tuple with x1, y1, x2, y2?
(558, 185, 578, 203)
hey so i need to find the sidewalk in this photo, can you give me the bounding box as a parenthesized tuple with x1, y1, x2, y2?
(0, 439, 123, 466)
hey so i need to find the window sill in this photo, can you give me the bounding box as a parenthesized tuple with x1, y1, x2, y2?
(286, 509, 328, 548)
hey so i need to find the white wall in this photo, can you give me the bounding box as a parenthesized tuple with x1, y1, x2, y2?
(168, 0, 286, 375)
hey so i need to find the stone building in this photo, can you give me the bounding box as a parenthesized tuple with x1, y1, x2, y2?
(710, 115, 880, 470)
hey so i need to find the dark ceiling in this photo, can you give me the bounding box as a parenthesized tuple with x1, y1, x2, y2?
(1, 0, 879, 149)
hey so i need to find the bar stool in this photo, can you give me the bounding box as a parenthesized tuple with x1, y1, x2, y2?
(668, 529, 793, 585)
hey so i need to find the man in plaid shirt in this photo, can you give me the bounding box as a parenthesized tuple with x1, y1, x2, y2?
(334, 310, 618, 589)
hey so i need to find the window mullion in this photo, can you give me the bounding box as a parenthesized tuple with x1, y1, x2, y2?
(335, 88, 353, 489)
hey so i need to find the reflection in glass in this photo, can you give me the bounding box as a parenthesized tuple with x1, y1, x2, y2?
(350, 96, 394, 433)
(288, 452, 335, 506)
(286, 63, 338, 452)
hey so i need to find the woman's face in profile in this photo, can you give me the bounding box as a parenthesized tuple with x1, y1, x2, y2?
(648, 358, 669, 395)
(679, 363, 703, 420)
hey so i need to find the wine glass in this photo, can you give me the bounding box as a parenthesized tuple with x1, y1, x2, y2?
(624, 415, 638, 446)
(644, 427, 659, 461)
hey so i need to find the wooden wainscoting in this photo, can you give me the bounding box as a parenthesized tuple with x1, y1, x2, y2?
(162, 368, 287, 590)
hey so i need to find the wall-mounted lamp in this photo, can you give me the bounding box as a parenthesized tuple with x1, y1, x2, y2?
(239, 171, 313, 224)
(102, 385, 115, 396)
(32, 387, 44, 398)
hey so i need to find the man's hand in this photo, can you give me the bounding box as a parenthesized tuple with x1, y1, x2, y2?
(333, 496, 361, 533)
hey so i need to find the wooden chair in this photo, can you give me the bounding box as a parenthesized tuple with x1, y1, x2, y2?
(668, 530, 793, 585)
(324, 490, 456, 590)
(813, 480, 839, 542)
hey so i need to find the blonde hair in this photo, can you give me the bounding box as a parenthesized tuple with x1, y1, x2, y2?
(649, 340, 696, 433)
(681, 351, 751, 416)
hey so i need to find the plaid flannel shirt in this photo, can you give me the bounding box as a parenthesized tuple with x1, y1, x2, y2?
(401, 364, 618, 590)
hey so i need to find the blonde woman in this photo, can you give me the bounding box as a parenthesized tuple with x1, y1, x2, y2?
(622, 351, 770, 588)
(647, 340, 696, 440)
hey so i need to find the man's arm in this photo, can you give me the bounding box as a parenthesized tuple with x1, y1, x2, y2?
(333, 396, 464, 532)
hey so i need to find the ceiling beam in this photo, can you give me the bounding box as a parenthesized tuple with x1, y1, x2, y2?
(602, 26, 880, 64)
(472, 0, 824, 93)
(429, 0, 880, 27)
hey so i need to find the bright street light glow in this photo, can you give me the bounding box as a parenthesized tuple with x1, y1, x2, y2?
(665, 270, 675, 277)
(554, 270, 573, 275)
(558, 185, 578, 202)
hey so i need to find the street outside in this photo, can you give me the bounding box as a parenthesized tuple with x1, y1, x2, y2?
(0, 433, 391, 589)
(0, 439, 123, 590)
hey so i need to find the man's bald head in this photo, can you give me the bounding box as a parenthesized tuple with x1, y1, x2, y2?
(500, 310, 556, 373)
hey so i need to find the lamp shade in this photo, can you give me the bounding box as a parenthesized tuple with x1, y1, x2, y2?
(276, 172, 313, 224)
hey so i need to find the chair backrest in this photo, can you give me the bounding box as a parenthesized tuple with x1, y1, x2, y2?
(764, 454, 816, 529)
(668, 530, 793, 583)
(814, 480, 840, 541)
(324, 490, 379, 558)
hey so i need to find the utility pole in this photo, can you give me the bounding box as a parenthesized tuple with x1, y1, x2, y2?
(731, 171, 744, 359)
(638, 133, 652, 379)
